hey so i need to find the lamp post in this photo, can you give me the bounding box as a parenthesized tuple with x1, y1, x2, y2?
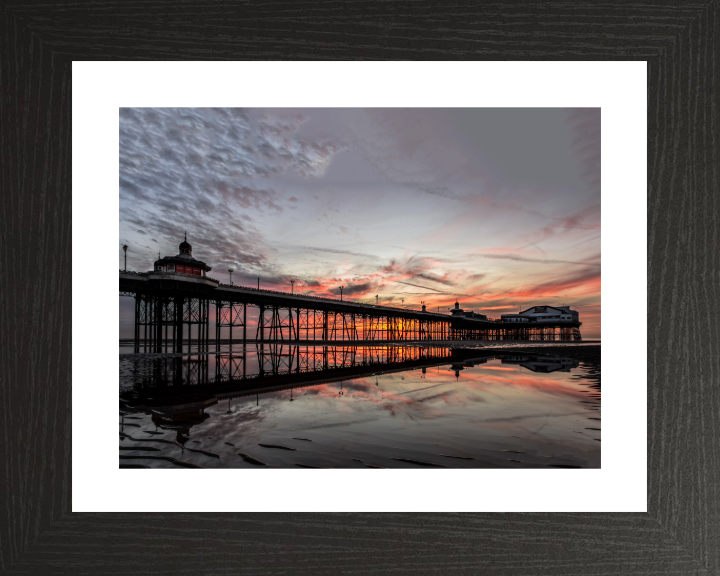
(123, 244, 128, 271)
(228, 268, 234, 285)
(290, 280, 294, 294)
(339, 286, 344, 301)
(376, 295, 378, 305)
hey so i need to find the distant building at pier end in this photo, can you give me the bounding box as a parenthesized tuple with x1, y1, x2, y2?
(451, 301, 488, 320)
(152, 234, 212, 277)
(500, 305, 580, 324)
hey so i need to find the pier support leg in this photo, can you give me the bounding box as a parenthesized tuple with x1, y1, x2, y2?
(175, 296, 184, 354)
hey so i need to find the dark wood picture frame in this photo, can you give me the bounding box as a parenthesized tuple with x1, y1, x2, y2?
(2, 2, 717, 574)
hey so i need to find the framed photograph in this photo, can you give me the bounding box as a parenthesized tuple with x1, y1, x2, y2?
(116, 105, 602, 476)
(78, 63, 643, 514)
(4, 4, 717, 574)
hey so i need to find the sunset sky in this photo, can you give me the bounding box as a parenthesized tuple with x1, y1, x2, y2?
(119, 108, 600, 339)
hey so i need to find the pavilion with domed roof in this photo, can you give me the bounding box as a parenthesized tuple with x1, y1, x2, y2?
(153, 233, 212, 277)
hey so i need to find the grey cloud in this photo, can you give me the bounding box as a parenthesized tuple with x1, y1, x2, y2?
(348, 111, 465, 201)
(395, 280, 448, 294)
(121, 204, 269, 272)
(120, 108, 347, 272)
(348, 108, 596, 223)
(382, 257, 458, 288)
(342, 282, 374, 296)
(471, 253, 601, 267)
(465, 273, 486, 283)
(565, 108, 601, 195)
(508, 205, 600, 256)
(395, 291, 452, 296)
(294, 245, 378, 260)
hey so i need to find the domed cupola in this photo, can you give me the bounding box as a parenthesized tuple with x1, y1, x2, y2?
(451, 300, 464, 316)
(151, 232, 212, 276)
(178, 232, 192, 257)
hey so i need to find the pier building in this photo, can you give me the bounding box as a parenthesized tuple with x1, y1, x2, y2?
(450, 301, 488, 320)
(152, 234, 211, 277)
(500, 305, 579, 324)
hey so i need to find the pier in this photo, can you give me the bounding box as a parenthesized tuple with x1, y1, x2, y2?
(120, 269, 582, 353)
(120, 236, 581, 352)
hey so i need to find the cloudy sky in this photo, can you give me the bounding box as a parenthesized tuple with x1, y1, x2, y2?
(119, 108, 600, 339)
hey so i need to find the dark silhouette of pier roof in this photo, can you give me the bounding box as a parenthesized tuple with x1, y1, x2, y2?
(152, 233, 212, 271)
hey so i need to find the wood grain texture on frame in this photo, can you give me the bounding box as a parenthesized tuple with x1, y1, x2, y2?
(1, 1, 718, 574)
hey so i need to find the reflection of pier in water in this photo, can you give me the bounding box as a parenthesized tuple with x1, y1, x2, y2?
(501, 355, 579, 373)
(123, 345, 456, 423)
(121, 346, 587, 431)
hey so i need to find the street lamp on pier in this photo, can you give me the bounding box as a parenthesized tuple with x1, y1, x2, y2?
(290, 280, 295, 294)
(228, 268, 234, 285)
(123, 244, 128, 271)
(339, 286, 344, 301)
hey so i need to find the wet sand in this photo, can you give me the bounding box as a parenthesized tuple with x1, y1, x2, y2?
(119, 342, 600, 469)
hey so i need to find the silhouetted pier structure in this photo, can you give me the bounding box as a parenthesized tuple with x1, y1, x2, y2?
(121, 269, 582, 352)
(120, 237, 581, 353)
